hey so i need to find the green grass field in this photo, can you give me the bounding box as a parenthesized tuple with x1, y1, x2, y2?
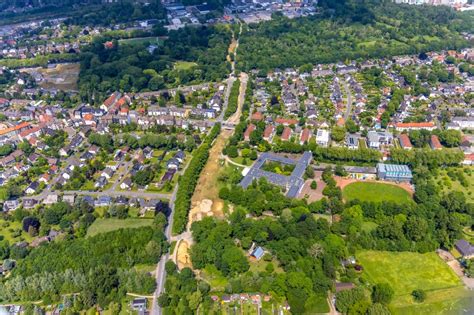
(304, 295, 330, 314)
(342, 182, 412, 203)
(357, 250, 471, 315)
(86, 218, 153, 237)
(174, 61, 198, 70)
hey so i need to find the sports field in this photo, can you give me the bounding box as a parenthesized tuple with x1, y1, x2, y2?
(87, 218, 153, 237)
(342, 182, 412, 203)
(357, 250, 471, 315)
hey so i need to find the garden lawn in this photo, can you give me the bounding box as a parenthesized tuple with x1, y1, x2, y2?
(357, 250, 469, 314)
(86, 218, 153, 237)
(342, 182, 412, 203)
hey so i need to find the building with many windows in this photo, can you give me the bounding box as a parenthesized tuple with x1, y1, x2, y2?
(377, 163, 413, 182)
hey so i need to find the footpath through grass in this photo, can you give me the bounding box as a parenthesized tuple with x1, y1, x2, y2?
(342, 182, 412, 203)
(357, 250, 470, 315)
(87, 218, 153, 237)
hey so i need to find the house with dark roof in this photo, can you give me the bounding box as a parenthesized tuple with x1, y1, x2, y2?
(25, 181, 39, 195)
(455, 239, 474, 259)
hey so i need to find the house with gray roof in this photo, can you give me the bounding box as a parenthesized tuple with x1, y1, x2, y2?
(455, 239, 474, 259)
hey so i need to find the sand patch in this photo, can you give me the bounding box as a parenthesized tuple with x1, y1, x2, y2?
(176, 240, 192, 270)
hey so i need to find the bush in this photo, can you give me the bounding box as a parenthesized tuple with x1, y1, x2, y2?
(412, 289, 426, 302)
(371, 283, 394, 305)
(310, 181, 317, 190)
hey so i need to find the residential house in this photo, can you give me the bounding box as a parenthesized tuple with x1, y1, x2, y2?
(22, 198, 38, 209)
(244, 124, 256, 142)
(367, 131, 393, 150)
(281, 127, 292, 141)
(454, 239, 474, 259)
(346, 134, 360, 150)
(174, 151, 186, 163)
(95, 176, 108, 189)
(25, 181, 39, 195)
(167, 158, 181, 170)
(299, 128, 311, 145)
(120, 178, 132, 190)
(38, 173, 50, 184)
(95, 196, 111, 207)
(43, 194, 58, 205)
(263, 125, 275, 142)
(62, 195, 75, 205)
(451, 116, 474, 130)
(3, 199, 20, 212)
(430, 135, 443, 150)
(316, 129, 330, 147)
(101, 167, 114, 180)
(131, 298, 147, 312)
(394, 122, 436, 131)
(398, 134, 413, 150)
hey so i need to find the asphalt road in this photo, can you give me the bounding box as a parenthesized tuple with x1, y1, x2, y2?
(342, 79, 353, 121)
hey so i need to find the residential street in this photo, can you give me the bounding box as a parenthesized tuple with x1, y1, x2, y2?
(342, 79, 353, 121)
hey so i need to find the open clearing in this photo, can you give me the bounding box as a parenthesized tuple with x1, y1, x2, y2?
(435, 166, 473, 202)
(20, 63, 80, 91)
(342, 181, 413, 203)
(357, 250, 471, 315)
(86, 218, 153, 237)
(174, 61, 198, 70)
(119, 37, 162, 46)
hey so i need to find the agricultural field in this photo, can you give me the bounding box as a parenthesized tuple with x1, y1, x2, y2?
(357, 250, 471, 315)
(86, 218, 153, 237)
(342, 181, 412, 203)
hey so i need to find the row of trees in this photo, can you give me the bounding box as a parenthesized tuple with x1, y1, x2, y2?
(172, 123, 221, 234)
(223, 78, 240, 119)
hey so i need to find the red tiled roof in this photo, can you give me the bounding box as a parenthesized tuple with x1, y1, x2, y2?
(431, 135, 443, 149)
(399, 134, 412, 148)
(464, 153, 474, 161)
(336, 117, 345, 126)
(275, 118, 298, 126)
(103, 92, 119, 108)
(263, 125, 274, 139)
(244, 124, 256, 140)
(251, 112, 264, 121)
(84, 113, 94, 121)
(281, 127, 292, 141)
(395, 122, 435, 128)
(116, 97, 127, 107)
(300, 128, 311, 143)
(19, 126, 40, 138)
